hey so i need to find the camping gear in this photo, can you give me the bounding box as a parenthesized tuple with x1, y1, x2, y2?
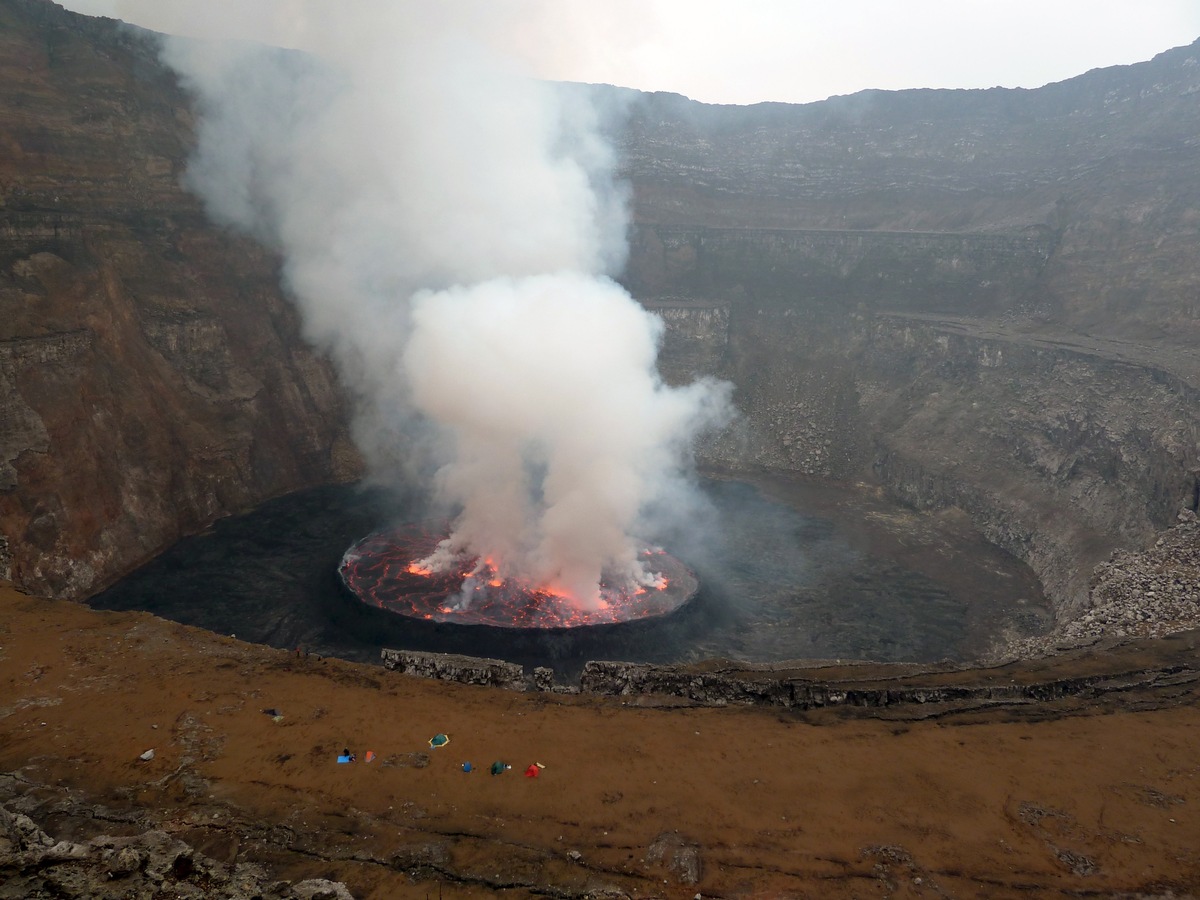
(428, 733, 450, 748)
(524, 764, 539, 778)
(365, 750, 376, 763)
(337, 754, 352, 764)
(490, 761, 509, 775)
(462, 762, 473, 772)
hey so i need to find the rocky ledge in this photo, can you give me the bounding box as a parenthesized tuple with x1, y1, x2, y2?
(380, 648, 527, 690)
(377, 511, 1200, 712)
(382, 637, 1199, 721)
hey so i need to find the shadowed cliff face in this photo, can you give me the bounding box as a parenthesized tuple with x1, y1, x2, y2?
(2, 0, 1198, 625)
(604, 43, 1200, 616)
(0, 0, 359, 598)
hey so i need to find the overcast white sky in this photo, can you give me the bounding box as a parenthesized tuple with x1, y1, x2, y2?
(59, 1, 1200, 105)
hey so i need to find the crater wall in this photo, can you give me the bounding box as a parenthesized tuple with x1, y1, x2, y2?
(0, 0, 359, 598)
(603, 39, 1200, 620)
(3, 0, 1199, 625)
(635, 229, 1200, 617)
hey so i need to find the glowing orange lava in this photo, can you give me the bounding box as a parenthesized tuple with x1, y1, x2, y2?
(339, 522, 697, 629)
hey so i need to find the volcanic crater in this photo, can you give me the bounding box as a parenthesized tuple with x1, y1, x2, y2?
(4, 1, 1200, 685)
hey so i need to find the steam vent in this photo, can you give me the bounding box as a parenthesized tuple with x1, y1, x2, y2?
(339, 523, 699, 629)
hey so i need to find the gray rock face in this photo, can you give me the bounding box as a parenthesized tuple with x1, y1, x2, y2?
(645, 831, 702, 885)
(997, 508, 1200, 659)
(0, 801, 355, 899)
(378, 639, 1200, 715)
(573, 652, 1200, 711)
(0, 0, 359, 600)
(579, 660, 796, 706)
(380, 648, 527, 690)
(608, 43, 1200, 622)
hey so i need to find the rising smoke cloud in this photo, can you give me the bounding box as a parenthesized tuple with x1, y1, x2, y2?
(152, 2, 730, 607)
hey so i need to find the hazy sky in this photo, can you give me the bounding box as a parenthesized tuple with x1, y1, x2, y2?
(60, 0, 1200, 105)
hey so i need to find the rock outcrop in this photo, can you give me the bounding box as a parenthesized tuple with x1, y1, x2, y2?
(380, 648, 528, 690)
(0, 0, 358, 598)
(379, 608, 1200, 713)
(572, 652, 1200, 712)
(998, 508, 1200, 659)
(0, 801, 355, 899)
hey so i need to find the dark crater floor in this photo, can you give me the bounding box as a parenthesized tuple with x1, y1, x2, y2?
(88, 474, 1051, 678)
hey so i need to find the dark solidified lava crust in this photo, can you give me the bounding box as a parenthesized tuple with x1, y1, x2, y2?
(338, 522, 699, 630)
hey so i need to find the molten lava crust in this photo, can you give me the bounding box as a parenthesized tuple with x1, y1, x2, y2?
(339, 523, 698, 629)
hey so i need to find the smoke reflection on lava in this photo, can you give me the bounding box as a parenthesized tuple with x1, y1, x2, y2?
(339, 523, 698, 629)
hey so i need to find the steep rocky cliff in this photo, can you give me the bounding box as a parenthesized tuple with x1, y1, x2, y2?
(646, 289, 1200, 615)
(0, 0, 358, 598)
(3, 0, 1199, 626)
(616, 49, 1200, 342)
(607, 41, 1200, 616)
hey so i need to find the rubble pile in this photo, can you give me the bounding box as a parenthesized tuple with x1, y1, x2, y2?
(0, 802, 354, 900)
(999, 508, 1200, 660)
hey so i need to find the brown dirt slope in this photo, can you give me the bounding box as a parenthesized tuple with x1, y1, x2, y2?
(2, 585, 1199, 898)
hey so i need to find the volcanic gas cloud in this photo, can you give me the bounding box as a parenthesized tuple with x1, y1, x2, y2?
(156, 2, 730, 621)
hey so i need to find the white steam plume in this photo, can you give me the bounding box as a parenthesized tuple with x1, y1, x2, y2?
(154, 4, 730, 607)
(405, 273, 727, 603)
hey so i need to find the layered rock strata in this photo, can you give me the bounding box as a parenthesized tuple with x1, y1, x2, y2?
(4, 0, 1200, 637)
(0, 0, 358, 598)
(380, 648, 528, 690)
(614, 40, 1200, 620)
(378, 619, 1200, 712)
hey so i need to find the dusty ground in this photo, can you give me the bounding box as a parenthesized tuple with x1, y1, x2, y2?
(2, 584, 1199, 898)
